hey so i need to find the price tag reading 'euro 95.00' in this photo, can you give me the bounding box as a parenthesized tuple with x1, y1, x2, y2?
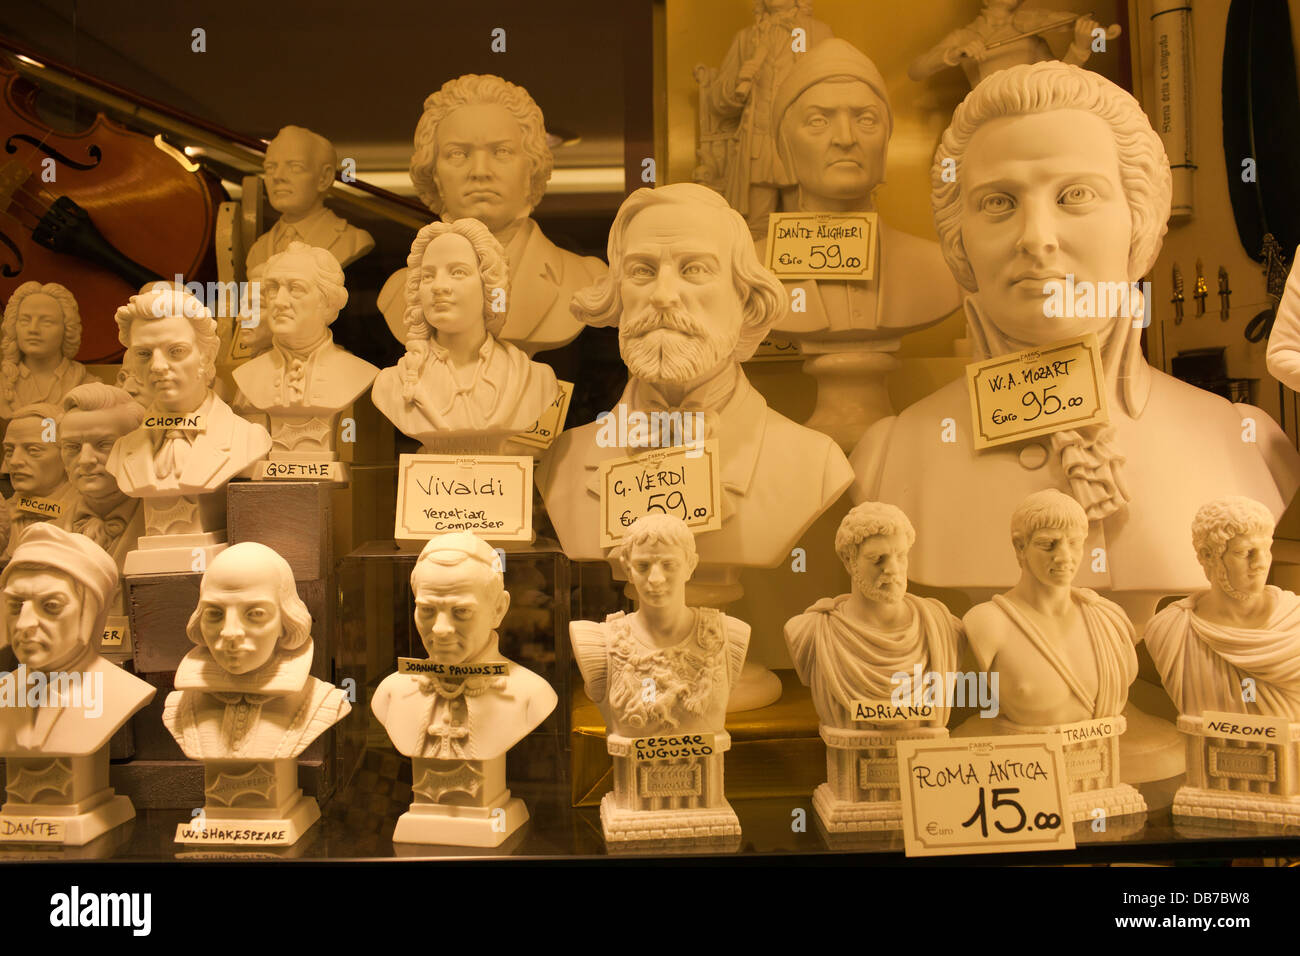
(764, 212, 877, 281)
(965, 333, 1109, 450)
(598, 440, 723, 549)
(895, 735, 1075, 858)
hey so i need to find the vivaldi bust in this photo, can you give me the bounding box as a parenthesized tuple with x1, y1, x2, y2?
(0, 281, 91, 424)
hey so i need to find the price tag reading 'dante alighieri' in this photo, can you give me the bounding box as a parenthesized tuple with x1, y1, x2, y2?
(896, 735, 1075, 858)
(395, 454, 533, 543)
(512, 380, 574, 450)
(966, 333, 1108, 450)
(764, 211, 877, 281)
(598, 440, 722, 549)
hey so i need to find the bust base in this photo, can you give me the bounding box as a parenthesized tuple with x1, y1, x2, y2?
(174, 794, 321, 846)
(599, 792, 741, 843)
(1068, 783, 1147, 823)
(0, 793, 134, 847)
(393, 792, 529, 848)
(124, 532, 227, 575)
(1173, 787, 1300, 826)
(813, 783, 902, 831)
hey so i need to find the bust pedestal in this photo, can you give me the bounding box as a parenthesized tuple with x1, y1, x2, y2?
(0, 750, 135, 846)
(175, 758, 320, 846)
(1173, 715, 1300, 826)
(814, 724, 947, 832)
(394, 755, 528, 847)
(124, 492, 231, 576)
(800, 348, 900, 452)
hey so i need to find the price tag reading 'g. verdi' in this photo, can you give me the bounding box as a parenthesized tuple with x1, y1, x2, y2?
(395, 454, 533, 543)
(764, 211, 877, 281)
(598, 440, 723, 549)
(965, 333, 1108, 450)
(512, 380, 574, 451)
(895, 735, 1075, 858)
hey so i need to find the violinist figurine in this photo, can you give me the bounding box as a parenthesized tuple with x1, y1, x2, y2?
(0, 282, 91, 425)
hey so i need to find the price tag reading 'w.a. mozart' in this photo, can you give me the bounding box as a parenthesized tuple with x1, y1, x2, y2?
(598, 440, 722, 549)
(764, 212, 877, 281)
(896, 735, 1075, 858)
(512, 380, 573, 450)
(965, 333, 1108, 450)
(395, 454, 533, 543)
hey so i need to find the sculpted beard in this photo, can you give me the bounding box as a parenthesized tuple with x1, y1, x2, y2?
(853, 566, 905, 605)
(620, 308, 735, 385)
(1213, 559, 1264, 604)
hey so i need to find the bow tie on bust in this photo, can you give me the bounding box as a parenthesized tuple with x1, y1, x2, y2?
(154, 428, 197, 480)
(71, 509, 129, 549)
(632, 375, 736, 446)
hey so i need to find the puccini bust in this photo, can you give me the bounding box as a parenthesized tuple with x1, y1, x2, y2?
(0, 281, 91, 422)
(379, 74, 607, 355)
(570, 514, 750, 841)
(371, 218, 559, 453)
(372, 532, 556, 845)
(3, 402, 77, 560)
(233, 242, 378, 466)
(1145, 497, 1300, 718)
(695, 0, 833, 232)
(245, 125, 374, 275)
(908, 0, 1119, 87)
(851, 63, 1300, 615)
(538, 182, 853, 569)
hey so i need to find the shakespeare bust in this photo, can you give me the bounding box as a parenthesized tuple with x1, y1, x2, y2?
(3, 403, 77, 560)
(1146, 497, 1300, 718)
(245, 125, 374, 276)
(372, 532, 556, 846)
(233, 242, 378, 472)
(851, 63, 1300, 620)
(379, 74, 607, 355)
(371, 219, 559, 454)
(0, 281, 91, 423)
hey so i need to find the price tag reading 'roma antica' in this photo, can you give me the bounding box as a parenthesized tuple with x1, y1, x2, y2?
(764, 211, 877, 281)
(598, 440, 722, 549)
(395, 454, 533, 543)
(895, 735, 1075, 858)
(512, 380, 574, 451)
(965, 333, 1108, 450)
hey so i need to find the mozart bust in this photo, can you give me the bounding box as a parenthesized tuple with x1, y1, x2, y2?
(0, 281, 91, 424)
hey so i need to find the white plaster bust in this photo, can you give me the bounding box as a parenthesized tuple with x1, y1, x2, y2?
(161, 542, 351, 760)
(107, 287, 271, 498)
(908, 1, 1119, 87)
(1145, 497, 1300, 719)
(372, 532, 556, 760)
(539, 183, 853, 568)
(765, 38, 960, 349)
(0, 524, 155, 756)
(784, 502, 962, 730)
(371, 218, 559, 453)
(245, 125, 374, 275)
(3, 403, 77, 560)
(964, 490, 1138, 727)
(378, 74, 607, 355)
(570, 515, 750, 737)
(233, 243, 378, 460)
(851, 63, 1300, 607)
(56, 384, 145, 569)
(694, 0, 833, 232)
(0, 282, 91, 423)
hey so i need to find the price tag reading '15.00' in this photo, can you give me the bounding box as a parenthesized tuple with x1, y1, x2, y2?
(395, 454, 533, 543)
(764, 211, 877, 281)
(895, 735, 1075, 858)
(965, 333, 1109, 450)
(598, 440, 722, 549)
(512, 380, 574, 451)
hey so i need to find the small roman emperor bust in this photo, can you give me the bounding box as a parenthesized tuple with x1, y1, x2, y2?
(1145, 497, 1300, 719)
(0, 281, 91, 423)
(232, 242, 378, 472)
(0, 525, 155, 845)
(372, 532, 556, 846)
(370, 218, 559, 454)
(245, 125, 374, 276)
(3, 402, 77, 559)
(570, 514, 750, 842)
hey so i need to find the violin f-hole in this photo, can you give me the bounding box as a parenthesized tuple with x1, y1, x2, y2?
(5, 134, 102, 170)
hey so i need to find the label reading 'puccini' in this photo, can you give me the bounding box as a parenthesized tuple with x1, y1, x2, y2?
(14, 496, 63, 519)
(395, 453, 533, 542)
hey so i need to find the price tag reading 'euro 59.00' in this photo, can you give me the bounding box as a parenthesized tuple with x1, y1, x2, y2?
(895, 735, 1075, 858)
(598, 440, 722, 549)
(965, 333, 1109, 450)
(764, 212, 877, 281)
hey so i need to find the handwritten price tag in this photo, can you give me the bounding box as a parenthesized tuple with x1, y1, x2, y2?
(748, 336, 802, 362)
(896, 734, 1075, 857)
(598, 440, 723, 549)
(764, 212, 877, 281)
(395, 454, 533, 543)
(512, 380, 573, 450)
(965, 333, 1108, 450)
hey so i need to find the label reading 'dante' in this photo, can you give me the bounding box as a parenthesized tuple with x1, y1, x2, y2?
(397, 658, 509, 678)
(631, 734, 716, 763)
(142, 413, 205, 431)
(1201, 710, 1291, 743)
(965, 333, 1108, 449)
(895, 734, 1074, 858)
(512, 380, 573, 450)
(764, 211, 877, 280)
(851, 699, 935, 722)
(0, 817, 65, 842)
(395, 454, 532, 542)
(14, 496, 63, 519)
(598, 440, 722, 548)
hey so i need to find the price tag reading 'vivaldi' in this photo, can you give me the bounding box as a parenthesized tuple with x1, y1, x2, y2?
(395, 454, 533, 543)
(764, 211, 877, 281)
(896, 735, 1075, 858)
(965, 333, 1108, 450)
(512, 380, 574, 451)
(598, 440, 722, 549)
